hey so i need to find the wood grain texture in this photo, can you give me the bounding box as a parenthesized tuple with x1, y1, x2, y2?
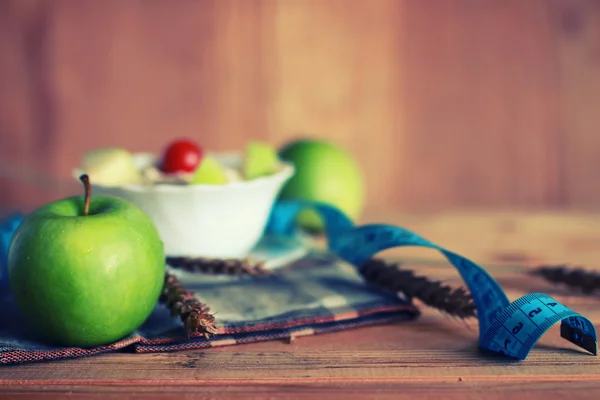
(2, 382, 600, 400)
(550, 0, 600, 208)
(3, 209, 600, 398)
(1, 0, 600, 213)
(398, 0, 563, 209)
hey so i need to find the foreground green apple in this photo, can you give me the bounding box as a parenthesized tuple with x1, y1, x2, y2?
(279, 138, 365, 232)
(8, 175, 165, 347)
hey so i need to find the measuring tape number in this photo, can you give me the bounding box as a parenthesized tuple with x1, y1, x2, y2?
(266, 200, 598, 360)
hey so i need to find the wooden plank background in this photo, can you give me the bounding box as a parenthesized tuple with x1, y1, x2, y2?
(0, 0, 599, 214)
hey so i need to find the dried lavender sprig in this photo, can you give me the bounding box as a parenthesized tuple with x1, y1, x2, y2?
(159, 272, 218, 338)
(530, 265, 600, 294)
(166, 256, 271, 276)
(359, 258, 477, 319)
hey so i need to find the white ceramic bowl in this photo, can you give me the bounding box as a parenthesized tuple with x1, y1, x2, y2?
(73, 152, 294, 258)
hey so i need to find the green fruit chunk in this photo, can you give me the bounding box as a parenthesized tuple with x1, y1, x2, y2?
(279, 139, 365, 232)
(243, 141, 279, 180)
(190, 155, 228, 185)
(82, 148, 142, 186)
(8, 194, 165, 348)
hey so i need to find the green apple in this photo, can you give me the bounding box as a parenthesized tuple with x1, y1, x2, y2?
(243, 141, 279, 180)
(190, 155, 228, 185)
(82, 148, 142, 186)
(279, 139, 365, 232)
(7, 175, 165, 348)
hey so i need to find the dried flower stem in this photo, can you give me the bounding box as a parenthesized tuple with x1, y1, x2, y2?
(359, 258, 477, 319)
(159, 272, 218, 339)
(166, 256, 271, 276)
(530, 265, 600, 294)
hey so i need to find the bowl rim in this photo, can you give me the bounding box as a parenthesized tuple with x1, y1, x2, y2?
(72, 151, 295, 193)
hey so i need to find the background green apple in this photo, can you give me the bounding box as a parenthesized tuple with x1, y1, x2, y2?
(278, 138, 365, 232)
(8, 188, 165, 348)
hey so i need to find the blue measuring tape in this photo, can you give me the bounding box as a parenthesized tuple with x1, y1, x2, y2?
(265, 200, 598, 360)
(0, 213, 24, 286)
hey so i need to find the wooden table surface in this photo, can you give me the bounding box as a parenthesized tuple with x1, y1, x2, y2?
(2, 209, 600, 399)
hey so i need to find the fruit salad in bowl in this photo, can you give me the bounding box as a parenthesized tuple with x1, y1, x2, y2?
(73, 139, 294, 258)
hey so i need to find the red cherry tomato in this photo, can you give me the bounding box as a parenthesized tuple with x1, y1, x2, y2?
(160, 139, 203, 174)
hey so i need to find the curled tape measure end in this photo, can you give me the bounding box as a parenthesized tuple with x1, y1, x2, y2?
(267, 200, 599, 361)
(480, 293, 598, 360)
(561, 322, 598, 356)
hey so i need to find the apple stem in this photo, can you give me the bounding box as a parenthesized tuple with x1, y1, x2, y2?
(79, 174, 91, 216)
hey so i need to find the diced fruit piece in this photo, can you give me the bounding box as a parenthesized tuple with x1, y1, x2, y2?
(160, 138, 203, 174)
(82, 148, 142, 186)
(243, 141, 279, 180)
(190, 155, 228, 185)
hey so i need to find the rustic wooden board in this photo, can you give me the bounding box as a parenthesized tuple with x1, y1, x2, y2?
(2, 209, 600, 398)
